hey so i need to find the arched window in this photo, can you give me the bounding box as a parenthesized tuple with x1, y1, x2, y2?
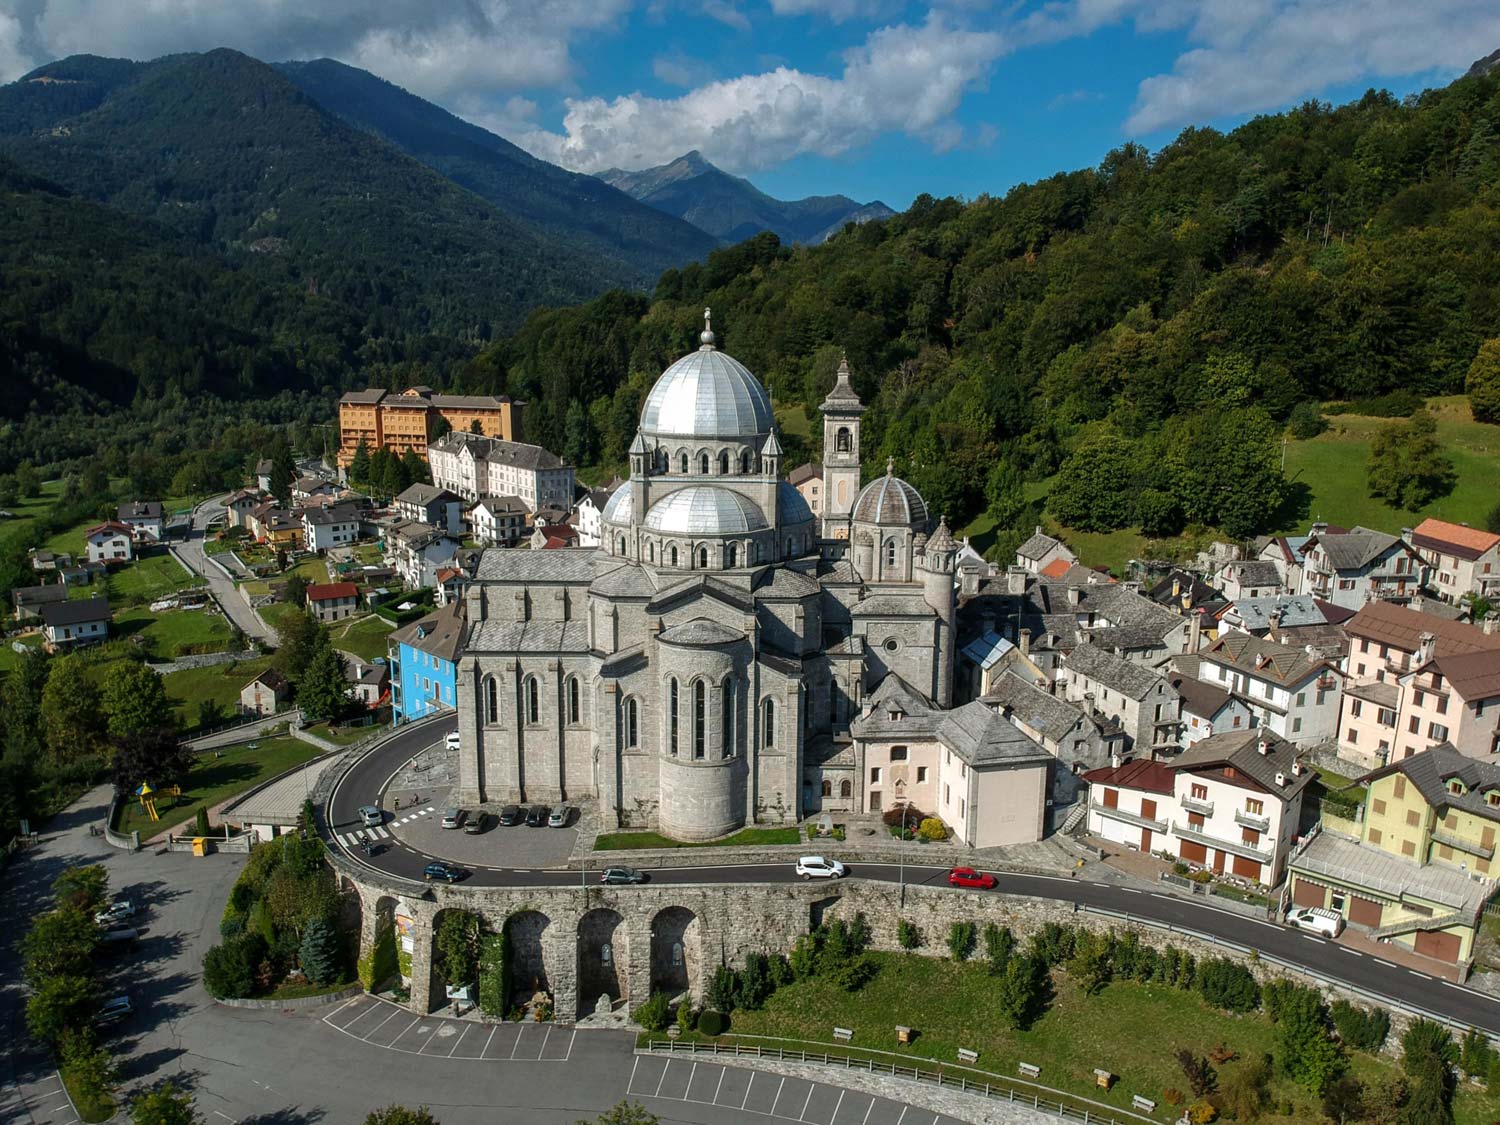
(668, 678, 679, 755)
(679, 452, 688, 473)
(740, 451, 751, 474)
(884, 539, 897, 570)
(785, 537, 793, 556)
(697, 546, 708, 568)
(721, 679, 734, 758)
(669, 545, 679, 566)
(617, 536, 626, 556)
(484, 676, 498, 724)
(693, 680, 706, 759)
(699, 452, 710, 474)
(524, 676, 539, 725)
(821, 779, 832, 797)
(567, 677, 580, 724)
(762, 697, 777, 748)
(718, 450, 729, 475)
(624, 697, 639, 747)
(836, 426, 851, 453)
(726, 543, 737, 568)
(647, 541, 656, 562)
(840, 779, 852, 799)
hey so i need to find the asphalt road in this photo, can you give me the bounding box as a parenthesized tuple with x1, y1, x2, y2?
(330, 714, 1500, 1038)
(173, 493, 275, 644)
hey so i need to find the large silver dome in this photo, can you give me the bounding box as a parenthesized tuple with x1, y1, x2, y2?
(602, 481, 633, 526)
(644, 486, 769, 536)
(639, 347, 774, 440)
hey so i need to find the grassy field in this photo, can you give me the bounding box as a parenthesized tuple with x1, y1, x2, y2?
(685, 952, 1500, 1124)
(775, 403, 813, 442)
(302, 719, 379, 746)
(115, 606, 232, 659)
(0, 632, 42, 674)
(161, 656, 278, 732)
(330, 615, 395, 663)
(0, 481, 65, 552)
(107, 552, 198, 607)
(117, 734, 320, 837)
(259, 601, 305, 636)
(595, 827, 801, 850)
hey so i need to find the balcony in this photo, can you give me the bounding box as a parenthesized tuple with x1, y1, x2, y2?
(1430, 828, 1495, 861)
(1234, 809, 1271, 833)
(1171, 821, 1274, 864)
(1091, 802, 1167, 834)
(1180, 794, 1214, 816)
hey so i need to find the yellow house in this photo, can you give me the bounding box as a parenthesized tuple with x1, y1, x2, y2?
(1288, 744, 1497, 965)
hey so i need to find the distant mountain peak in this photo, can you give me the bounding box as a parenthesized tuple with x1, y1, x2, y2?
(1469, 48, 1500, 78)
(597, 151, 893, 246)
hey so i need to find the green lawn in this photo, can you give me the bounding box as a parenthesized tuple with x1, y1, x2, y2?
(330, 615, 395, 663)
(0, 481, 65, 552)
(775, 403, 813, 442)
(259, 601, 306, 636)
(302, 720, 379, 746)
(117, 734, 320, 837)
(115, 606, 232, 659)
(283, 556, 332, 583)
(0, 632, 42, 674)
(595, 827, 801, 850)
(42, 516, 98, 558)
(161, 656, 278, 732)
(106, 553, 197, 607)
(682, 952, 1500, 1124)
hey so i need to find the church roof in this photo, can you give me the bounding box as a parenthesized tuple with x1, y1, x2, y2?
(591, 562, 660, 598)
(851, 674, 943, 739)
(659, 619, 745, 646)
(820, 356, 866, 414)
(644, 486, 768, 536)
(850, 592, 933, 617)
(938, 702, 1052, 768)
(638, 323, 774, 440)
(853, 462, 927, 528)
(467, 620, 590, 654)
(475, 547, 598, 582)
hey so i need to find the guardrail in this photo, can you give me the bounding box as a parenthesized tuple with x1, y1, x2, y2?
(103, 794, 140, 852)
(639, 1038, 1156, 1124)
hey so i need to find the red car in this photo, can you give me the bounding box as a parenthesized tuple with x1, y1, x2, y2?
(948, 866, 997, 890)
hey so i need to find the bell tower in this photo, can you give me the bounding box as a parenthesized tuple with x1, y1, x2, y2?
(819, 355, 864, 540)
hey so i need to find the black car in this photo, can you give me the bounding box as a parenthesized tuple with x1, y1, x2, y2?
(423, 861, 465, 883)
(498, 805, 524, 826)
(599, 866, 648, 886)
(525, 805, 550, 827)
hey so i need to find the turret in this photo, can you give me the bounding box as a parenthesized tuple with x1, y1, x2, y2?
(819, 355, 865, 540)
(761, 431, 783, 533)
(920, 515, 958, 707)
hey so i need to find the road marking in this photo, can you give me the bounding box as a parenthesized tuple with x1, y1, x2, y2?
(654, 1060, 670, 1098)
(538, 1024, 552, 1060)
(360, 1004, 405, 1038)
(628, 1056, 641, 1093)
(828, 1089, 846, 1123)
(799, 1083, 814, 1119)
(713, 1066, 726, 1104)
(897, 1107, 908, 1125)
(481, 1025, 497, 1058)
(1302, 934, 1326, 943)
(386, 1017, 421, 1048)
(768, 1076, 786, 1116)
(1339, 947, 1362, 956)
(741, 1074, 755, 1110)
(861, 1096, 876, 1125)
(1410, 970, 1430, 977)
(1120, 888, 1142, 894)
(447, 1024, 471, 1058)
(687, 1062, 698, 1101)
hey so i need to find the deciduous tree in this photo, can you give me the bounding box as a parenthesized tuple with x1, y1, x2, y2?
(102, 661, 173, 741)
(1467, 338, 1500, 424)
(1367, 411, 1456, 510)
(40, 654, 103, 764)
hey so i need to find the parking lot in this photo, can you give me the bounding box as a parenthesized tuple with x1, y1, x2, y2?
(324, 995, 579, 1060)
(2, 1070, 80, 1125)
(385, 793, 581, 869)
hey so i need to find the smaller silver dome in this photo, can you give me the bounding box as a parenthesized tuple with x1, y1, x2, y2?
(644, 486, 768, 536)
(602, 481, 634, 525)
(777, 480, 815, 526)
(853, 469, 928, 528)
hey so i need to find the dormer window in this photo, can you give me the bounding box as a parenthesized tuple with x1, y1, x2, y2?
(1487, 790, 1500, 808)
(888, 708, 904, 721)
(1448, 779, 1466, 795)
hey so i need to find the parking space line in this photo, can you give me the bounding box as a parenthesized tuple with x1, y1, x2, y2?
(481, 1025, 497, 1059)
(566, 1028, 577, 1060)
(628, 1056, 641, 1094)
(713, 1066, 726, 1104)
(768, 1077, 786, 1116)
(799, 1084, 814, 1120)
(828, 1090, 846, 1124)
(654, 1060, 670, 1097)
(538, 1025, 552, 1060)
(386, 1017, 421, 1048)
(741, 1074, 755, 1110)
(359, 1004, 405, 1039)
(861, 1096, 875, 1125)
(897, 1107, 908, 1125)
(510, 1025, 526, 1059)
(446, 1024, 471, 1057)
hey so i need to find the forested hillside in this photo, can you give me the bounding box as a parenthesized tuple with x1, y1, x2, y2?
(476, 67, 1500, 550)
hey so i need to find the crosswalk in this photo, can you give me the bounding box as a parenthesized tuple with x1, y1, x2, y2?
(337, 805, 435, 847)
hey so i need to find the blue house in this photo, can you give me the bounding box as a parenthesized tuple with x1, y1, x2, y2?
(388, 600, 465, 725)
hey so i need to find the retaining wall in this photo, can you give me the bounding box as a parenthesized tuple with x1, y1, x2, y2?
(102, 795, 140, 852)
(216, 984, 363, 1010)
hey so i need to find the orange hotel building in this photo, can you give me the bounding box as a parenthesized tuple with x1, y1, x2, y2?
(337, 387, 525, 470)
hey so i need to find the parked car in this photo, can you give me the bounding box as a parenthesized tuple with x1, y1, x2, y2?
(93, 900, 137, 927)
(795, 855, 846, 880)
(947, 866, 997, 890)
(357, 805, 383, 828)
(440, 807, 465, 829)
(445, 731, 461, 751)
(423, 862, 466, 883)
(463, 812, 489, 835)
(99, 927, 139, 949)
(1287, 906, 1344, 938)
(498, 805, 524, 826)
(599, 866, 648, 885)
(94, 995, 133, 1027)
(548, 806, 573, 828)
(526, 805, 550, 828)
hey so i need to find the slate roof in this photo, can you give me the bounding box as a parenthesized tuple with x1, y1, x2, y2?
(1168, 673, 1238, 720)
(1198, 633, 1333, 686)
(1345, 600, 1500, 658)
(787, 462, 823, 486)
(659, 619, 744, 646)
(590, 562, 660, 599)
(647, 575, 755, 615)
(1303, 526, 1407, 570)
(1227, 594, 1328, 631)
(938, 701, 1052, 768)
(1411, 518, 1500, 561)
(1017, 530, 1066, 561)
(1064, 642, 1168, 700)
(117, 500, 163, 520)
(395, 483, 460, 508)
(339, 388, 388, 404)
(1292, 830, 1490, 916)
(1173, 729, 1314, 801)
(1081, 758, 1176, 795)
(1222, 560, 1282, 588)
(389, 601, 466, 662)
(850, 674, 943, 739)
(474, 495, 528, 516)
(981, 672, 1088, 744)
(40, 597, 111, 627)
(429, 432, 563, 470)
(753, 567, 821, 599)
(1148, 570, 1222, 607)
(13, 584, 68, 607)
(475, 546, 599, 582)
(1360, 743, 1500, 822)
(468, 619, 589, 653)
(247, 667, 289, 692)
(850, 592, 933, 617)
(305, 504, 359, 527)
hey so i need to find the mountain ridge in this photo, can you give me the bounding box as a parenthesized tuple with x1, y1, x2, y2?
(599, 150, 894, 245)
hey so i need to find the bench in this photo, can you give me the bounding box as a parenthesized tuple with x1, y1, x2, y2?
(833, 1027, 853, 1042)
(1018, 1062, 1041, 1079)
(957, 1048, 979, 1065)
(1132, 1096, 1157, 1112)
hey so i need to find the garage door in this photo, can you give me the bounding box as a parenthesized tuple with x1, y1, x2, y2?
(1414, 930, 1462, 963)
(1292, 879, 1327, 908)
(1180, 840, 1207, 864)
(1231, 855, 1261, 881)
(1349, 895, 1382, 927)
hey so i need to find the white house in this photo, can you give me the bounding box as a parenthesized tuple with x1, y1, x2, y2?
(1060, 642, 1182, 755)
(1216, 560, 1284, 601)
(427, 431, 574, 513)
(1169, 671, 1253, 748)
(1297, 524, 1424, 610)
(573, 483, 616, 548)
(40, 597, 111, 651)
(1015, 527, 1076, 576)
(117, 500, 164, 542)
(394, 483, 464, 536)
(470, 496, 527, 546)
(1195, 632, 1343, 744)
(84, 522, 134, 564)
(303, 503, 361, 553)
(385, 519, 460, 589)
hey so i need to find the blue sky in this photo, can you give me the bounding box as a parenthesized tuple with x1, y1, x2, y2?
(1, 1, 1494, 209)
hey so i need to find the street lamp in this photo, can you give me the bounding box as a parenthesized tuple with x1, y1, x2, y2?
(898, 803, 916, 908)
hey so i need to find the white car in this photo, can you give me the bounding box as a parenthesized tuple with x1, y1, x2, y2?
(1287, 906, 1344, 938)
(795, 855, 846, 880)
(445, 731, 461, 751)
(94, 900, 137, 927)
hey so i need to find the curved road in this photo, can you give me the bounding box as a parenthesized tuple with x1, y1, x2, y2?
(329, 716, 1500, 1036)
(174, 493, 276, 643)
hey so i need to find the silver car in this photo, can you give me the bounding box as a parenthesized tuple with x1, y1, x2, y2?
(358, 805, 382, 828)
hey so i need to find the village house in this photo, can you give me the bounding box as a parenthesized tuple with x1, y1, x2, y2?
(571, 483, 617, 548)
(388, 600, 465, 725)
(1215, 559, 1284, 601)
(1297, 523, 1424, 610)
(1015, 527, 1077, 576)
(426, 431, 573, 513)
(787, 462, 824, 519)
(394, 483, 464, 535)
(981, 669, 1120, 806)
(303, 503, 362, 553)
(240, 668, 291, 716)
(1254, 533, 1312, 593)
(384, 519, 460, 589)
(290, 475, 337, 505)
(11, 583, 67, 620)
(29, 549, 69, 572)
(1215, 594, 1350, 659)
(531, 522, 580, 549)
(1169, 669, 1253, 747)
(1060, 642, 1182, 755)
(117, 500, 164, 542)
(345, 660, 390, 708)
(1195, 632, 1342, 745)
(1147, 570, 1224, 616)
(223, 489, 266, 530)
(957, 628, 1046, 699)
(261, 510, 303, 550)
(255, 459, 274, 492)
(1409, 518, 1500, 604)
(306, 581, 360, 622)
(1390, 647, 1500, 762)
(469, 495, 527, 546)
(84, 521, 133, 564)
(40, 597, 111, 651)
(1289, 745, 1498, 965)
(434, 567, 465, 607)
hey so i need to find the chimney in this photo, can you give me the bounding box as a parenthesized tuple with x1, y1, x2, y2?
(1019, 628, 1032, 656)
(1292, 761, 1304, 776)
(1172, 576, 1182, 598)
(1258, 738, 1271, 756)
(1006, 565, 1028, 596)
(1000, 703, 1014, 721)
(1417, 631, 1436, 666)
(1311, 522, 1328, 535)
(1484, 612, 1500, 637)
(1121, 580, 1141, 595)
(1400, 526, 1414, 543)
(1275, 771, 1287, 786)
(1068, 585, 1082, 607)
(1188, 608, 1204, 653)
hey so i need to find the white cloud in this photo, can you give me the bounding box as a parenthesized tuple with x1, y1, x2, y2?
(652, 51, 715, 87)
(0, 13, 34, 83)
(1125, 0, 1500, 134)
(2, 1, 627, 101)
(701, 0, 750, 31)
(768, 0, 905, 23)
(518, 12, 1005, 173)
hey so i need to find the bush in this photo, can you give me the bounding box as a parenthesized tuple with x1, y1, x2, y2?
(996, 955, 1044, 1030)
(897, 919, 922, 951)
(477, 932, 507, 1017)
(917, 817, 947, 841)
(1027, 923, 1075, 967)
(633, 991, 670, 1032)
(1068, 931, 1112, 995)
(1274, 984, 1347, 1094)
(1287, 401, 1327, 439)
(983, 923, 1014, 973)
(697, 1009, 725, 1036)
(946, 921, 976, 961)
(1186, 1100, 1218, 1124)
(1331, 1000, 1390, 1052)
(1162, 1088, 1183, 1106)
(298, 918, 342, 986)
(881, 804, 928, 827)
(202, 933, 266, 999)
(1196, 958, 1260, 1013)
(195, 806, 211, 836)
(60, 1028, 118, 1112)
(707, 964, 739, 1012)
(676, 1002, 697, 1033)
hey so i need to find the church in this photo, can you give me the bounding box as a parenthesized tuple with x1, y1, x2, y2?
(453, 313, 1053, 847)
